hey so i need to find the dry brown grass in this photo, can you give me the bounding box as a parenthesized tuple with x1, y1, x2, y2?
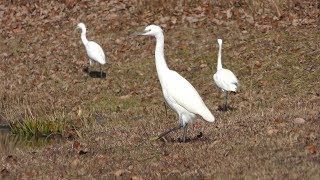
(0, 0, 319, 179)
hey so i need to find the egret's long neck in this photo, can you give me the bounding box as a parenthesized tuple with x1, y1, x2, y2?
(80, 28, 89, 46)
(217, 43, 223, 70)
(154, 33, 169, 77)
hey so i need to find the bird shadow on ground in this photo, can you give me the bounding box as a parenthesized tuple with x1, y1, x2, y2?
(82, 67, 106, 78)
(160, 132, 208, 143)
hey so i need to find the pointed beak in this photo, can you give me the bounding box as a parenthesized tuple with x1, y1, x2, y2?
(75, 26, 80, 30)
(130, 31, 144, 37)
(129, 29, 150, 37)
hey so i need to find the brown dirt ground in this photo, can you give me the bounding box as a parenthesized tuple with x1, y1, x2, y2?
(0, 0, 319, 179)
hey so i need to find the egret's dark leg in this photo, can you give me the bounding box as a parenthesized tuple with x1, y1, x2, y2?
(100, 64, 103, 78)
(224, 91, 228, 111)
(182, 124, 188, 143)
(157, 124, 183, 139)
(88, 60, 91, 75)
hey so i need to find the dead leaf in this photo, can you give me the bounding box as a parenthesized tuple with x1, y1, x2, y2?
(131, 175, 143, 180)
(225, 8, 233, 19)
(72, 141, 80, 149)
(64, 0, 77, 8)
(186, 16, 199, 23)
(160, 16, 170, 24)
(115, 38, 124, 45)
(254, 61, 262, 68)
(22, 171, 33, 178)
(211, 18, 223, 25)
(267, 126, 278, 135)
(95, 136, 104, 141)
(306, 145, 317, 154)
(293, 118, 305, 124)
(119, 94, 132, 100)
(171, 16, 177, 24)
(114, 169, 130, 177)
(71, 159, 80, 168)
(292, 19, 300, 26)
(107, 13, 119, 21)
(246, 16, 254, 24)
(200, 63, 207, 68)
(95, 154, 108, 164)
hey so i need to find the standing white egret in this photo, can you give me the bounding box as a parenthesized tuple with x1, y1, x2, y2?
(75, 23, 106, 78)
(213, 39, 239, 111)
(134, 25, 215, 142)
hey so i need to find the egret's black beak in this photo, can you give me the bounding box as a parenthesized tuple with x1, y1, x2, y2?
(129, 29, 150, 37)
(130, 31, 144, 36)
(130, 31, 144, 37)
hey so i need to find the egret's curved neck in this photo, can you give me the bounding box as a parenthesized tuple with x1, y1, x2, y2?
(154, 33, 169, 73)
(217, 42, 223, 70)
(80, 28, 89, 45)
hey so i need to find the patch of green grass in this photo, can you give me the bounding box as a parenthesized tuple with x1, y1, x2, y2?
(9, 113, 68, 137)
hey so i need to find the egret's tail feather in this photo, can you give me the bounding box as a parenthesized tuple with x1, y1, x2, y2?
(200, 109, 215, 123)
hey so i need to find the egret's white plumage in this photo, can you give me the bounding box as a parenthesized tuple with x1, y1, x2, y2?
(75, 23, 106, 77)
(135, 25, 214, 142)
(213, 39, 239, 111)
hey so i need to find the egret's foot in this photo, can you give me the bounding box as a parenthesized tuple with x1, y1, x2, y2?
(178, 137, 191, 143)
(218, 105, 231, 112)
(223, 105, 228, 112)
(218, 104, 236, 112)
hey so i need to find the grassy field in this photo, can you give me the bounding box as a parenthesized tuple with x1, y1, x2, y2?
(0, 0, 319, 179)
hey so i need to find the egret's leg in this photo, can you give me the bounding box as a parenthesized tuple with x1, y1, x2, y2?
(157, 124, 183, 139)
(224, 91, 228, 111)
(182, 123, 188, 143)
(88, 59, 92, 74)
(100, 64, 103, 78)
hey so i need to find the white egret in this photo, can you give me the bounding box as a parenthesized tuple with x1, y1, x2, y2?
(213, 39, 239, 111)
(75, 23, 106, 78)
(134, 25, 215, 142)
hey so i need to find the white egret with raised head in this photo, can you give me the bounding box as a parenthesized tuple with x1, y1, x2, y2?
(134, 25, 215, 142)
(213, 39, 239, 111)
(75, 23, 106, 78)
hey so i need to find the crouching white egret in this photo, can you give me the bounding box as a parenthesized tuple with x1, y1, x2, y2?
(75, 23, 106, 78)
(134, 25, 215, 142)
(213, 39, 239, 111)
